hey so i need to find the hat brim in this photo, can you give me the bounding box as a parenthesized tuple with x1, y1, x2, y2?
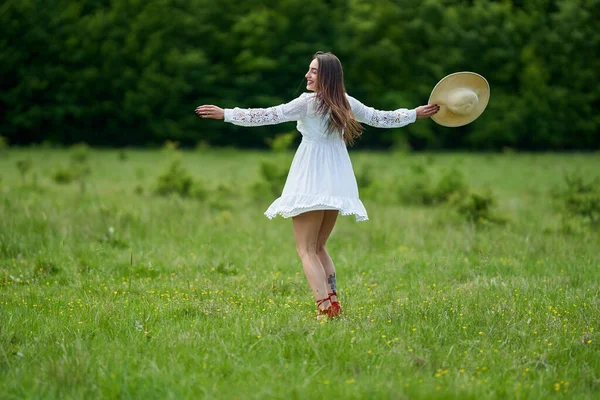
(428, 72, 490, 127)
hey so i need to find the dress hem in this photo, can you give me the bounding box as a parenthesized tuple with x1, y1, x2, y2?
(264, 195, 369, 222)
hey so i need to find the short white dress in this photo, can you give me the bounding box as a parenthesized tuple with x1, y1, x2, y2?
(224, 93, 417, 222)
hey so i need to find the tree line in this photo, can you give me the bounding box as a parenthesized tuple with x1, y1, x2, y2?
(1, 0, 599, 150)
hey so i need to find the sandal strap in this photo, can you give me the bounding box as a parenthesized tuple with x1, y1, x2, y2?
(316, 297, 330, 306)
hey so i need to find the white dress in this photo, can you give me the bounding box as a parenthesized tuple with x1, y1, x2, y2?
(224, 93, 417, 222)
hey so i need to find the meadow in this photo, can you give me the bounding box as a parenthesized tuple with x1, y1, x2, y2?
(1, 147, 599, 399)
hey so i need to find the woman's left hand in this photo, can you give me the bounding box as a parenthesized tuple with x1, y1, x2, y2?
(415, 104, 440, 119)
(195, 105, 224, 119)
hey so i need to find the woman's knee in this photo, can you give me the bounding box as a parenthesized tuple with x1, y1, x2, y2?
(296, 242, 318, 259)
(316, 242, 327, 255)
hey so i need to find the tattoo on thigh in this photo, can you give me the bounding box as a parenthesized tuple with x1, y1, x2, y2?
(328, 273, 337, 292)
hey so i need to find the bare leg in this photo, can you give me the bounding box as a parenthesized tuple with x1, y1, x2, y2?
(316, 210, 339, 302)
(292, 211, 331, 310)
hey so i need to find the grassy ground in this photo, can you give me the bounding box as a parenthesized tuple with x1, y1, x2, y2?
(1, 148, 599, 399)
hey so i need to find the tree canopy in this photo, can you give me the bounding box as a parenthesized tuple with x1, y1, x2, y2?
(1, 0, 599, 150)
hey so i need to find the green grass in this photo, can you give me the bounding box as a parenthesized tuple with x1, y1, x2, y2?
(1, 148, 599, 399)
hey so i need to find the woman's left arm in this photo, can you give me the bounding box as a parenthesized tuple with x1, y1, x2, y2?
(347, 95, 438, 128)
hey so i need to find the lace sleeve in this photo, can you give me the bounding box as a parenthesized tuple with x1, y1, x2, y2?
(347, 95, 417, 128)
(224, 93, 309, 127)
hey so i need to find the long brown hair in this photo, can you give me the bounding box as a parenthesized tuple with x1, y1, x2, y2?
(312, 52, 363, 146)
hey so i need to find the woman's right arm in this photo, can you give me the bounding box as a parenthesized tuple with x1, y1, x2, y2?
(196, 93, 309, 126)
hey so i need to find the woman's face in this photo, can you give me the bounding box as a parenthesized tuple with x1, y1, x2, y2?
(305, 59, 318, 91)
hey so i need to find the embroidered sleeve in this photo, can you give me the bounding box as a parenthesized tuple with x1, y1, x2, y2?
(224, 93, 309, 127)
(347, 95, 416, 128)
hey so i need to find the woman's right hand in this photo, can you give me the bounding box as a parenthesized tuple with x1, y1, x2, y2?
(195, 105, 224, 119)
(415, 104, 440, 119)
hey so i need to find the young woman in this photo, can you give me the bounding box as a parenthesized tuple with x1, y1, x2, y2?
(196, 52, 439, 319)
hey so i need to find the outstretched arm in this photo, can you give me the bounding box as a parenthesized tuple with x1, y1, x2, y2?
(195, 93, 309, 127)
(347, 95, 439, 128)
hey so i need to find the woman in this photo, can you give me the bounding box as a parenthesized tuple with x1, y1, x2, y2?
(196, 52, 439, 319)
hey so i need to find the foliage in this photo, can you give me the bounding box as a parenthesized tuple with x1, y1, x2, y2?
(433, 167, 469, 203)
(355, 163, 376, 189)
(15, 159, 32, 183)
(0, 0, 598, 150)
(51, 143, 91, 190)
(251, 159, 290, 199)
(555, 173, 600, 228)
(0, 136, 8, 152)
(52, 167, 75, 184)
(265, 132, 297, 152)
(449, 189, 506, 225)
(154, 160, 195, 198)
(70, 143, 90, 164)
(396, 164, 468, 206)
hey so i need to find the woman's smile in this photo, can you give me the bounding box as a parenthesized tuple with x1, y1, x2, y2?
(305, 59, 319, 91)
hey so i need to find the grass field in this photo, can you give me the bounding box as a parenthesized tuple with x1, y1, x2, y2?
(1, 148, 599, 399)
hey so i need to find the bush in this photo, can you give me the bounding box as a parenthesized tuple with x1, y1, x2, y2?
(52, 167, 75, 184)
(70, 143, 91, 164)
(162, 140, 180, 153)
(16, 159, 33, 183)
(265, 132, 297, 152)
(556, 173, 600, 228)
(0, 136, 8, 152)
(449, 189, 506, 225)
(251, 160, 290, 199)
(355, 163, 375, 189)
(397, 163, 435, 205)
(433, 167, 468, 203)
(52, 159, 90, 188)
(195, 140, 211, 152)
(396, 164, 469, 206)
(49, 143, 92, 191)
(155, 160, 194, 197)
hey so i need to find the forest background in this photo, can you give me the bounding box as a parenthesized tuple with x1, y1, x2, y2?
(1, 0, 599, 151)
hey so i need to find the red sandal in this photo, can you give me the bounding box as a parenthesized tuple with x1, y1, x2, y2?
(329, 292, 342, 316)
(316, 297, 338, 319)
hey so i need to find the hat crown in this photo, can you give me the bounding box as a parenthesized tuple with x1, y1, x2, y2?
(447, 88, 479, 115)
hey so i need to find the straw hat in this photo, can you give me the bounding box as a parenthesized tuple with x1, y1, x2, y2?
(428, 72, 490, 127)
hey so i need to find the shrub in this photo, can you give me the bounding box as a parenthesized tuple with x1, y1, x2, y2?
(190, 181, 208, 201)
(16, 159, 32, 183)
(449, 189, 506, 225)
(162, 140, 180, 153)
(265, 132, 297, 152)
(195, 140, 211, 152)
(432, 167, 468, 203)
(52, 167, 75, 184)
(0, 136, 8, 152)
(52, 159, 90, 189)
(206, 183, 235, 210)
(134, 185, 144, 195)
(49, 143, 92, 191)
(396, 164, 469, 206)
(355, 163, 375, 189)
(70, 143, 90, 164)
(251, 160, 290, 199)
(213, 210, 233, 225)
(155, 160, 194, 197)
(397, 163, 435, 205)
(557, 173, 600, 228)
